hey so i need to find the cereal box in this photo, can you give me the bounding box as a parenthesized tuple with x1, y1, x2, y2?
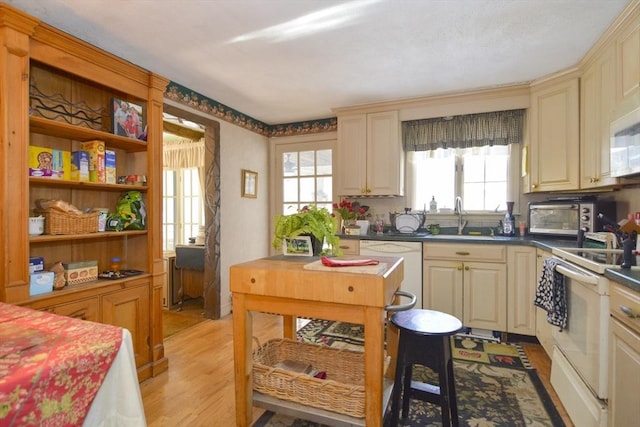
(28, 146, 68, 179)
(81, 140, 105, 183)
(71, 151, 90, 181)
(105, 150, 116, 184)
(51, 149, 71, 180)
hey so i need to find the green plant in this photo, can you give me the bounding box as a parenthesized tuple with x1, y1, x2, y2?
(272, 205, 341, 255)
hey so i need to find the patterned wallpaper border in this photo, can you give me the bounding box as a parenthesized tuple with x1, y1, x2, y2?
(165, 82, 337, 137)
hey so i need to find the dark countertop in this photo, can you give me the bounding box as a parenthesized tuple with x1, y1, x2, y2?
(340, 231, 640, 293)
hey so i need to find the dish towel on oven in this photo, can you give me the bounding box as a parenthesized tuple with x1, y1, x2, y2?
(534, 257, 568, 330)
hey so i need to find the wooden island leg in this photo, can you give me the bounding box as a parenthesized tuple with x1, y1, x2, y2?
(364, 307, 385, 426)
(232, 293, 253, 427)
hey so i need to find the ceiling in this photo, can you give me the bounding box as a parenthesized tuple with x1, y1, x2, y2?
(5, 0, 632, 125)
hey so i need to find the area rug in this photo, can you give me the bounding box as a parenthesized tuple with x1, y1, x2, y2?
(254, 319, 565, 427)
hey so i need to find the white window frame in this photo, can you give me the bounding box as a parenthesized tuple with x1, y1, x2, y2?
(162, 167, 204, 252)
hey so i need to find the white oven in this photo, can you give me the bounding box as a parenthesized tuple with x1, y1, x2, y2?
(548, 248, 613, 427)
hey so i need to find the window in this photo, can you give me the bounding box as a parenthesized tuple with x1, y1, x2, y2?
(274, 139, 335, 215)
(162, 168, 204, 251)
(408, 145, 512, 212)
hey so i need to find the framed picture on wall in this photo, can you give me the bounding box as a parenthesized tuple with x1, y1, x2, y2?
(241, 169, 258, 198)
(112, 98, 146, 140)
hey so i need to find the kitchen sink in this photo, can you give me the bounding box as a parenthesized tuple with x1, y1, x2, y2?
(428, 234, 508, 241)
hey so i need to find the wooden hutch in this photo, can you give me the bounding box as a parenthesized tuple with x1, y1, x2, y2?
(0, 3, 169, 381)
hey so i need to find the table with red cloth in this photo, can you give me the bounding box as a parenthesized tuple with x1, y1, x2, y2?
(0, 302, 145, 426)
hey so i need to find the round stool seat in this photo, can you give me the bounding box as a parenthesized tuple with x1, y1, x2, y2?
(391, 308, 463, 336)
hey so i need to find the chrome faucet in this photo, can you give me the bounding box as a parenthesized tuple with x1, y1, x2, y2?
(454, 196, 467, 234)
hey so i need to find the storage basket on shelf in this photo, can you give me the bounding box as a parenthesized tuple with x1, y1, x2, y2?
(39, 208, 99, 235)
(252, 338, 366, 418)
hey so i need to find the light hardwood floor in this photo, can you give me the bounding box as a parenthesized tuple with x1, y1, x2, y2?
(140, 312, 573, 426)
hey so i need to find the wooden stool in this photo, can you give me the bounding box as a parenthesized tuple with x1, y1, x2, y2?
(387, 309, 463, 427)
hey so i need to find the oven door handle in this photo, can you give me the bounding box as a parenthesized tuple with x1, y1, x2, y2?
(556, 264, 599, 285)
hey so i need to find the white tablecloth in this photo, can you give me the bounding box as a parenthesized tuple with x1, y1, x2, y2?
(83, 329, 147, 426)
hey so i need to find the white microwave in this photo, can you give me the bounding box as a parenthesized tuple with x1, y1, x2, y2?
(611, 96, 640, 178)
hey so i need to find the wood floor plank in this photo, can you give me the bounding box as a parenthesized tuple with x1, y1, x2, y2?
(141, 312, 573, 426)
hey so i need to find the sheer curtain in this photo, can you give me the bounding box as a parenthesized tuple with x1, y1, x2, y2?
(163, 139, 205, 194)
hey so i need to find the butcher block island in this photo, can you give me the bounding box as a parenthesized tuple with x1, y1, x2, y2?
(230, 255, 404, 427)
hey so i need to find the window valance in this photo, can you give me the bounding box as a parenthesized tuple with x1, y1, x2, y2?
(402, 109, 525, 151)
(163, 139, 205, 169)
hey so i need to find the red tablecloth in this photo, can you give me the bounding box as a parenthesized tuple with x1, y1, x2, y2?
(0, 302, 122, 426)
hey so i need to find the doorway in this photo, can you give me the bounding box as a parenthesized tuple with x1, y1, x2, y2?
(163, 102, 221, 320)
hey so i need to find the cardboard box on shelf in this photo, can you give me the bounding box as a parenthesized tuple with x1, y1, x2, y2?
(81, 140, 105, 183)
(29, 257, 44, 274)
(29, 271, 54, 296)
(29, 146, 69, 179)
(105, 150, 116, 184)
(63, 260, 98, 285)
(71, 151, 90, 181)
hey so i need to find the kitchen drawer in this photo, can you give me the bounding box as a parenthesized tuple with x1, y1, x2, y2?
(423, 243, 506, 262)
(337, 239, 359, 255)
(610, 282, 640, 333)
(43, 298, 100, 322)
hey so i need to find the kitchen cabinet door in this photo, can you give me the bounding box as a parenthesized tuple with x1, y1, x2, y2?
(608, 273, 640, 426)
(580, 43, 619, 189)
(102, 283, 151, 370)
(422, 259, 463, 320)
(616, 12, 640, 102)
(507, 246, 537, 336)
(336, 110, 403, 196)
(463, 262, 507, 331)
(529, 76, 580, 192)
(423, 257, 506, 331)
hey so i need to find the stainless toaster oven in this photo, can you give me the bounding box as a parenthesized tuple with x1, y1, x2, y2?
(528, 198, 616, 237)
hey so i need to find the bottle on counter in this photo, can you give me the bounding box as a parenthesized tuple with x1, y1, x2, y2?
(503, 202, 515, 236)
(429, 196, 438, 213)
(110, 257, 122, 272)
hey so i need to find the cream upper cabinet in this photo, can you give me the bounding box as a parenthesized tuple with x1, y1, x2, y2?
(336, 110, 404, 196)
(580, 43, 619, 189)
(535, 249, 555, 358)
(506, 246, 537, 336)
(528, 76, 580, 192)
(423, 243, 506, 332)
(616, 11, 640, 103)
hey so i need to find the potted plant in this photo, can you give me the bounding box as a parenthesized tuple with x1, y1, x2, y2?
(272, 205, 341, 255)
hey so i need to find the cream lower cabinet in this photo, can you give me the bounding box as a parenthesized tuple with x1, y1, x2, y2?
(535, 249, 555, 357)
(506, 246, 537, 336)
(608, 281, 640, 426)
(423, 243, 506, 331)
(528, 75, 580, 192)
(336, 110, 403, 196)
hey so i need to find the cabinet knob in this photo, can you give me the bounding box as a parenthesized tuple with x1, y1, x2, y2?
(464, 266, 470, 271)
(532, 183, 538, 189)
(457, 264, 463, 271)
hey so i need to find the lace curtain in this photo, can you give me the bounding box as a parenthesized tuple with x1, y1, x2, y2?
(402, 109, 525, 151)
(163, 139, 205, 194)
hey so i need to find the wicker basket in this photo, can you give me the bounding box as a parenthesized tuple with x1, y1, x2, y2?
(39, 208, 99, 235)
(252, 338, 366, 418)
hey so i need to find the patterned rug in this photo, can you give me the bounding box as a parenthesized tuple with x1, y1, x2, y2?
(254, 319, 565, 427)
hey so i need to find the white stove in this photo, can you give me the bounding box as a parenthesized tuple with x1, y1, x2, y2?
(551, 247, 640, 274)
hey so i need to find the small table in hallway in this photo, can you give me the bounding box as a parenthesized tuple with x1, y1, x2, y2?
(230, 255, 404, 427)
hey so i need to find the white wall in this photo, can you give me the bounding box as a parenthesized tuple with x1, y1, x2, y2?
(219, 120, 270, 317)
